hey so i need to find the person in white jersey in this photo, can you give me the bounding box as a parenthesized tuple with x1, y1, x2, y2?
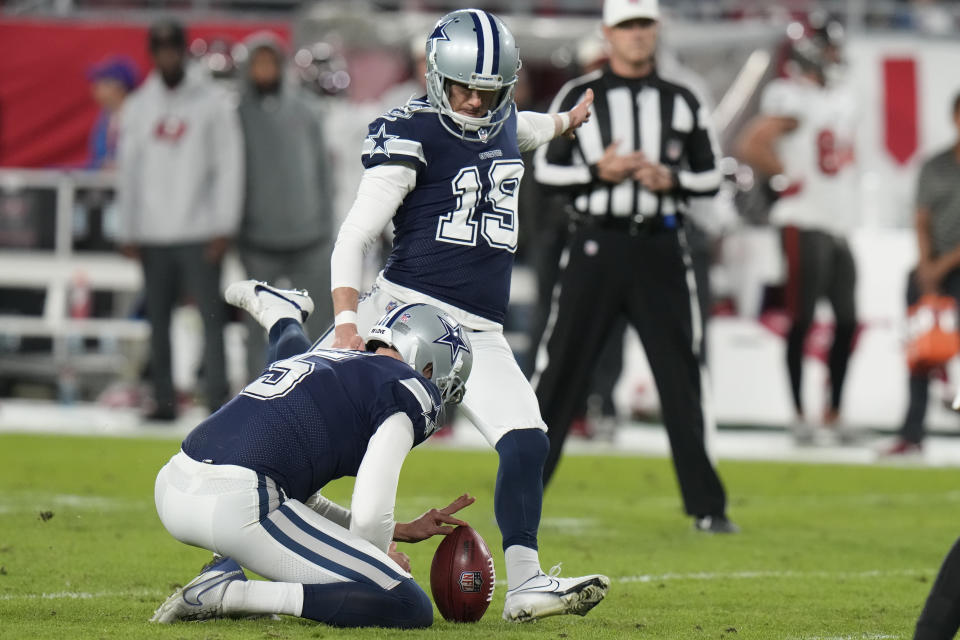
(735, 14, 859, 439)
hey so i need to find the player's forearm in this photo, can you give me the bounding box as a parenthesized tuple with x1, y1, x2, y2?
(330, 231, 367, 293)
(393, 521, 416, 543)
(350, 413, 414, 552)
(332, 287, 360, 329)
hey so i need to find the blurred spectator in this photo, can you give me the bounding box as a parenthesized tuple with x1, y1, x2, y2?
(884, 92, 960, 457)
(86, 56, 138, 169)
(116, 19, 243, 420)
(235, 32, 335, 380)
(735, 16, 858, 439)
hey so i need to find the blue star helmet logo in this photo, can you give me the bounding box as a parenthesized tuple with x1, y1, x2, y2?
(367, 123, 398, 157)
(428, 19, 452, 47)
(433, 314, 470, 364)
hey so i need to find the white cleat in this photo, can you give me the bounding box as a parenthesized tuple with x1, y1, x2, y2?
(225, 280, 314, 329)
(150, 555, 246, 623)
(502, 565, 610, 623)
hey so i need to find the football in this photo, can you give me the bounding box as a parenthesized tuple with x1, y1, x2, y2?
(429, 525, 495, 622)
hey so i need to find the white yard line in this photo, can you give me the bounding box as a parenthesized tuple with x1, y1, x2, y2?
(0, 589, 166, 601)
(616, 568, 927, 583)
(0, 493, 146, 513)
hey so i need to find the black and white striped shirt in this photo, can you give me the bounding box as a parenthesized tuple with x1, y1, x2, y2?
(534, 66, 722, 223)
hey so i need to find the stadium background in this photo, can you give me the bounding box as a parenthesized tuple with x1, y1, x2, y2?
(1, 0, 960, 454)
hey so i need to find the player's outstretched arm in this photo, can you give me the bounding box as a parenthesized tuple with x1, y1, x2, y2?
(516, 88, 594, 152)
(393, 494, 476, 543)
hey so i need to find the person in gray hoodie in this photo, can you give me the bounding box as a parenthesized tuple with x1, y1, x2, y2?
(117, 19, 243, 420)
(236, 33, 335, 380)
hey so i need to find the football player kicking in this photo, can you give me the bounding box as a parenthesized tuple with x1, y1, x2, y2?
(319, 9, 608, 622)
(151, 282, 474, 628)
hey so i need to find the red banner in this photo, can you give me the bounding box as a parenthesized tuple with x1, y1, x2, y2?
(0, 19, 290, 168)
(882, 57, 919, 166)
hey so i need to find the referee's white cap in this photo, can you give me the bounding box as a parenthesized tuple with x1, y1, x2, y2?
(603, 0, 659, 27)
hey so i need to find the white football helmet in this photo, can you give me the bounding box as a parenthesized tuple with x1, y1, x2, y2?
(424, 8, 521, 142)
(366, 303, 473, 405)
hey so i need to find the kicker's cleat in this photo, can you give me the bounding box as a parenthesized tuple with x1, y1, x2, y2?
(150, 555, 246, 623)
(502, 565, 610, 623)
(225, 280, 314, 329)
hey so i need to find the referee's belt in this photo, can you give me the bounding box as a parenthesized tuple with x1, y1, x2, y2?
(572, 213, 679, 236)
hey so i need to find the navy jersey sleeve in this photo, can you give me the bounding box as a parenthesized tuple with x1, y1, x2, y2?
(361, 103, 430, 174)
(370, 374, 442, 446)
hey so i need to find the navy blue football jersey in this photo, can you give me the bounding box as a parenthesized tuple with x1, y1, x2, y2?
(361, 98, 524, 324)
(181, 349, 442, 502)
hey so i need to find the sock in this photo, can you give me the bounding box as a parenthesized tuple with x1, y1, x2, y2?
(494, 429, 549, 588)
(505, 545, 542, 591)
(261, 301, 304, 335)
(221, 580, 304, 617)
(267, 318, 312, 363)
(300, 579, 432, 629)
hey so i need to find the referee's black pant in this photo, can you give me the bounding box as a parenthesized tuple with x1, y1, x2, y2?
(532, 223, 728, 519)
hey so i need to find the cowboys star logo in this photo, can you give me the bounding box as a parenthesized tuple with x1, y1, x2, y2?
(433, 314, 470, 364)
(428, 19, 453, 48)
(367, 124, 398, 157)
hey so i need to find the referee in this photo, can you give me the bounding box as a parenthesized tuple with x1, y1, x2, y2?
(532, 0, 736, 533)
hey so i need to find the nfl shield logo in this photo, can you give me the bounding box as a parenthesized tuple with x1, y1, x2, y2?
(399, 312, 412, 323)
(385, 300, 398, 313)
(478, 128, 489, 142)
(459, 571, 482, 593)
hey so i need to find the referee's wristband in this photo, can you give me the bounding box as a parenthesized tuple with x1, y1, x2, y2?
(334, 310, 359, 327)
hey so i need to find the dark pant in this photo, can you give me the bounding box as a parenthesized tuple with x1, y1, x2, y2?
(533, 225, 727, 518)
(140, 243, 229, 413)
(527, 217, 621, 419)
(915, 536, 960, 640)
(781, 226, 858, 416)
(900, 268, 960, 444)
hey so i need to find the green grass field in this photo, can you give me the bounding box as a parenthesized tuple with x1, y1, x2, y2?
(0, 432, 956, 639)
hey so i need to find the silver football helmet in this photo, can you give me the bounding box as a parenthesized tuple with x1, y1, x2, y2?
(366, 303, 473, 405)
(424, 9, 521, 142)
